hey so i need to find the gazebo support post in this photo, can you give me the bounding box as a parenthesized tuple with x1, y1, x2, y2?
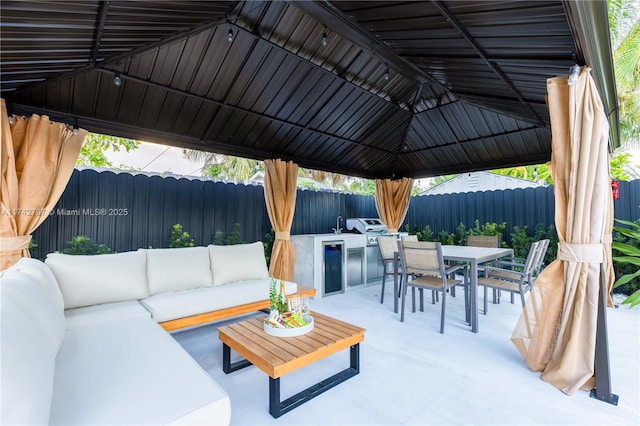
(589, 265, 619, 405)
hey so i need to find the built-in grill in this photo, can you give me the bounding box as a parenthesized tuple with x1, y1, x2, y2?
(346, 217, 408, 283)
(345, 218, 387, 283)
(345, 218, 388, 246)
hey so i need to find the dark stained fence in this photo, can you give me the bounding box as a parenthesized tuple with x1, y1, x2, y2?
(34, 169, 273, 255)
(32, 169, 640, 258)
(619, 179, 640, 222)
(406, 186, 556, 239)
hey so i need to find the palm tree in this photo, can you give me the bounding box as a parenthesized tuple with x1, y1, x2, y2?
(183, 149, 350, 187)
(182, 150, 262, 181)
(609, 0, 640, 148)
(300, 169, 349, 188)
(182, 149, 220, 174)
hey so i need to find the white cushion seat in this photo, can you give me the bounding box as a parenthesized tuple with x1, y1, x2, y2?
(64, 300, 151, 330)
(141, 279, 298, 323)
(50, 317, 230, 425)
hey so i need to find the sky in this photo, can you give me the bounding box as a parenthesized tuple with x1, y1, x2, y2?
(105, 142, 202, 176)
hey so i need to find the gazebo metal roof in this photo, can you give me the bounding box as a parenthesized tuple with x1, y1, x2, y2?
(0, 0, 618, 179)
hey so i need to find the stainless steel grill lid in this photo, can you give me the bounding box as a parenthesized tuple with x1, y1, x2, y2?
(345, 218, 388, 235)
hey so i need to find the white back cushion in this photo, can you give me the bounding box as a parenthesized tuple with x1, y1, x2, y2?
(208, 241, 269, 286)
(144, 247, 213, 295)
(1, 258, 65, 425)
(45, 251, 149, 309)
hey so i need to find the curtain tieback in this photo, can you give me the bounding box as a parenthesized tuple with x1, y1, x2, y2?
(275, 231, 290, 240)
(0, 235, 32, 252)
(557, 242, 603, 263)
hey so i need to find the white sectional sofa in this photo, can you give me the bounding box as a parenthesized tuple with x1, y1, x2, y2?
(0, 242, 303, 425)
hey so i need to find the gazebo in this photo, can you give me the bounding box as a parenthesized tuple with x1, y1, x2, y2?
(1, 0, 621, 408)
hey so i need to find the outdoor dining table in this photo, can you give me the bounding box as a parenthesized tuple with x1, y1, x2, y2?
(392, 245, 513, 333)
(442, 245, 513, 333)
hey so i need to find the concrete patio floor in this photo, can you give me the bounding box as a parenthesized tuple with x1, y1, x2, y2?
(173, 284, 640, 425)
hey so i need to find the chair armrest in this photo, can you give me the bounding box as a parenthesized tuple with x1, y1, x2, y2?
(482, 266, 532, 282)
(483, 266, 508, 274)
(494, 259, 525, 269)
(499, 255, 525, 263)
(482, 265, 522, 277)
(444, 264, 467, 275)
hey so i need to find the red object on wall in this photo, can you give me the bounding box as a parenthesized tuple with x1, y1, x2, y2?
(611, 179, 619, 200)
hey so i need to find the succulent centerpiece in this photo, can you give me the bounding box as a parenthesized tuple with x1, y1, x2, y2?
(265, 278, 313, 335)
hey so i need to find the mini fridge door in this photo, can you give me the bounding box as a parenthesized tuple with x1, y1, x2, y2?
(323, 241, 344, 296)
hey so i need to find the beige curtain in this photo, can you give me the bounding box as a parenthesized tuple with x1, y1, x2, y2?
(511, 67, 613, 395)
(263, 159, 298, 281)
(604, 193, 616, 308)
(1, 99, 86, 270)
(374, 178, 413, 232)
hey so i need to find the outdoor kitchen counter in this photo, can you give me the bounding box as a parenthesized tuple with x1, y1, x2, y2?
(291, 233, 369, 298)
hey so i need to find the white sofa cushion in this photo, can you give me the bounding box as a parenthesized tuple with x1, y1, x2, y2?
(141, 278, 297, 323)
(46, 251, 149, 309)
(50, 317, 231, 425)
(208, 242, 269, 286)
(144, 247, 213, 295)
(1, 258, 66, 425)
(64, 300, 151, 330)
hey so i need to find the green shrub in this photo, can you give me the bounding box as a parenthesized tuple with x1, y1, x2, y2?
(437, 230, 455, 245)
(404, 224, 420, 235)
(510, 226, 532, 259)
(211, 223, 245, 246)
(468, 219, 506, 241)
(417, 225, 434, 241)
(453, 222, 468, 245)
(62, 236, 111, 255)
(532, 224, 558, 266)
(169, 224, 194, 248)
(263, 228, 275, 266)
(213, 230, 225, 245)
(29, 238, 38, 258)
(612, 218, 640, 301)
(225, 223, 244, 245)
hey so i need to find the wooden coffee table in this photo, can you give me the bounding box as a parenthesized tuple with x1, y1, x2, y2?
(217, 312, 365, 418)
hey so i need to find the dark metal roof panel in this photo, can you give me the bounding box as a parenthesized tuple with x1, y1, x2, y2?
(1, 1, 99, 69)
(0, 1, 236, 92)
(233, 1, 423, 110)
(331, 0, 576, 127)
(2, 0, 618, 179)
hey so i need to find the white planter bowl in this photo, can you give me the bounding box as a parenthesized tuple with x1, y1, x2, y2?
(263, 315, 314, 337)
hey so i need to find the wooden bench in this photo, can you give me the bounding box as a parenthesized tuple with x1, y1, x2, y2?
(160, 285, 317, 332)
